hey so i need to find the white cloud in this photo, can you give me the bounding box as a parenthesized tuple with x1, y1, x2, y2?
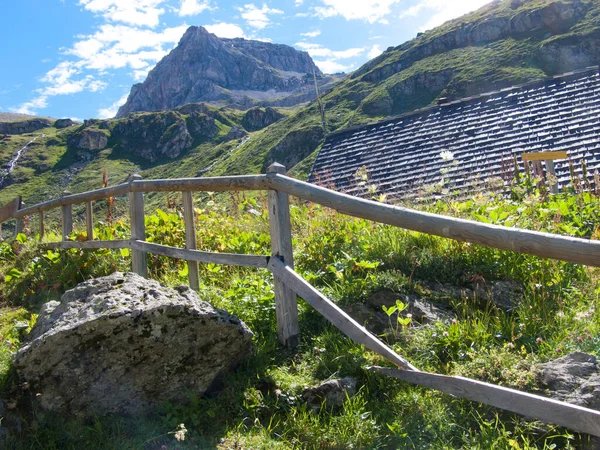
(14, 22, 188, 114)
(98, 93, 129, 118)
(295, 42, 364, 74)
(294, 42, 364, 59)
(11, 96, 49, 115)
(301, 30, 321, 38)
(313, 59, 350, 74)
(367, 44, 382, 59)
(238, 3, 283, 30)
(78, 0, 167, 28)
(400, 0, 492, 30)
(313, 0, 401, 24)
(205, 22, 247, 38)
(179, 0, 211, 16)
(295, 0, 303, 5)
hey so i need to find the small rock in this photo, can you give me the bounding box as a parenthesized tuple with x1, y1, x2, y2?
(536, 352, 600, 408)
(302, 377, 357, 409)
(346, 290, 455, 334)
(474, 280, 524, 311)
(13, 321, 29, 331)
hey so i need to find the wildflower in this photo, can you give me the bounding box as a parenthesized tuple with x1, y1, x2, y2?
(577, 336, 583, 343)
(536, 337, 543, 344)
(451, 319, 458, 326)
(587, 333, 593, 340)
(507, 343, 515, 349)
(439, 150, 454, 162)
(442, 331, 449, 337)
(174, 423, 187, 442)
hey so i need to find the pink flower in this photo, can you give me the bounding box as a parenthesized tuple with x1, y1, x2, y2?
(443, 331, 449, 337)
(507, 343, 515, 349)
(536, 337, 543, 344)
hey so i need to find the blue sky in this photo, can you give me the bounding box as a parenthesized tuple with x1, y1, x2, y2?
(0, 0, 491, 120)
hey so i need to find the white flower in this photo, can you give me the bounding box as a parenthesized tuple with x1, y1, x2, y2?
(439, 150, 454, 162)
(174, 423, 187, 442)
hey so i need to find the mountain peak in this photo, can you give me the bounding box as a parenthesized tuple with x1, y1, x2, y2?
(116, 26, 327, 118)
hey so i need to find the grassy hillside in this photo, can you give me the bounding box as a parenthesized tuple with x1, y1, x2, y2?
(0, 112, 52, 123)
(0, 182, 599, 448)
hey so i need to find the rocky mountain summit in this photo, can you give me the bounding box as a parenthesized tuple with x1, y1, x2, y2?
(116, 26, 334, 117)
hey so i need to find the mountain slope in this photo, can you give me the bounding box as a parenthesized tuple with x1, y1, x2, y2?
(116, 26, 334, 117)
(2, 0, 600, 209)
(210, 0, 600, 178)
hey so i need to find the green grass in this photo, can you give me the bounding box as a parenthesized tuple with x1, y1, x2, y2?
(0, 179, 598, 448)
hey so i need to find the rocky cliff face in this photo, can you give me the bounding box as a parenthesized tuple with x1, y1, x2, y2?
(0, 119, 53, 135)
(116, 26, 326, 118)
(355, 0, 593, 84)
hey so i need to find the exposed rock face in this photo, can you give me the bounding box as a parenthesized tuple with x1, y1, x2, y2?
(302, 377, 358, 410)
(0, 119, 52, 135)
(71, 128, 108, 151)
(538, 34, 600, 74)
(263, 126, 324, 171)
(111, 111, 193, 162)
(242, 107, 285, 132)
(224, 126, 248, 141)
(186, 112, 218, 139)
(536, 352, 600, 409)
(116, 26, 325, 117)
(53, 118, 75, 129)
(14, 272, 253, 417)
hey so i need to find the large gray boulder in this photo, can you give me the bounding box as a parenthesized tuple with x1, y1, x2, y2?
(14, 272, 253, 417)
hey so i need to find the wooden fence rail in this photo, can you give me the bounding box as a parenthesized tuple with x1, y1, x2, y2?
(1, 164, 600, 437)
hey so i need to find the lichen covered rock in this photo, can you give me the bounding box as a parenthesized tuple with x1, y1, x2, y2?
(14, 272, 253, 417)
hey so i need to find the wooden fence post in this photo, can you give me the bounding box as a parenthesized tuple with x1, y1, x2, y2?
(267, 163, 299, 348)
(182, 191, 200, 291)
(129, 174, 147, 277)
(39, 212, 44, 240)
(85, 201, 94, 240)
(61, 191, 72, 241)
(15, 197, 24, 236)
(546, 159, 559, 194)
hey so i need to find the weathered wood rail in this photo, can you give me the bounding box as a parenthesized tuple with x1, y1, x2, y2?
(1, 163, 600, 437)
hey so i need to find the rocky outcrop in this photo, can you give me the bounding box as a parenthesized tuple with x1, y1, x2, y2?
(116, 26, 326, 117)
(242, 107, 285, 132)
(14, 272, 253, 417)
(536, 352, 600, 409)
(186, 113, 218, 139)
(71, 128, 108, 151)
(263, 126, 324, 171)
(224, 126, 248, 141)
(53, 118, 75, 129)
(0, 119, 52, 135)
(538, 34, 600, 74)
(112, 111, 193, 162)
(222, 38, 321, 75)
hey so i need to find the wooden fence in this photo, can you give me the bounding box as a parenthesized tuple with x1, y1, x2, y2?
(1, 162, 600, 437)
